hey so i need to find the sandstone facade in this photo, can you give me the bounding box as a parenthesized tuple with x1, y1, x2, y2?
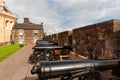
(0, 0, 17, 45)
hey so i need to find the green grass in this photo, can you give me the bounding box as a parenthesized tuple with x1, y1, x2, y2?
(0, 44, 21, 62)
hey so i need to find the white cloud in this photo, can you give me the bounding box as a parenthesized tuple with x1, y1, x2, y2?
(4, 0, 120, 34)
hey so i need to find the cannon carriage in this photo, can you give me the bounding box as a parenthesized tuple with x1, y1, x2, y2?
(28, 40, 72, 64)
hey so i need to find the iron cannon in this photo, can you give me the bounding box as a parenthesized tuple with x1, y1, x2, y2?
(28, 40, 72, 64)
(31, 59, 120, 80)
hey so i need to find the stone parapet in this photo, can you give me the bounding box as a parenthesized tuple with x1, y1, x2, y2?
(45, 19, 120, 59)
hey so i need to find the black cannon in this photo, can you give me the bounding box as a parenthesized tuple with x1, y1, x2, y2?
(29, 45, 72, 64)
(31, 59, 120, 80)
(28, 40, 72, 64)
(35, 40, 58, 47)
(28, 40, 58, 64)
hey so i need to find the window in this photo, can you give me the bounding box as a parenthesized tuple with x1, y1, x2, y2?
(10, 21, 13, 29)
(5, 20, 9, 29)
(34, 30, 39, 35)
(19, 29, 24, 35)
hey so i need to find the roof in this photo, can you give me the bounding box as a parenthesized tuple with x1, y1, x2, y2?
(0, 3, 17, 19)
(13, 23, 43, 30)
(3, 5, 11, 13)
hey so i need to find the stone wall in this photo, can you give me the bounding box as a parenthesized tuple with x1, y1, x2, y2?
(52, 34, 58, 43)
(73, 20, 114, 59)
(58, 31, 72, 46)
(44, 31, 72, 46)
(12, 29, 44, 44)
(44, 35, 52, 42)
(45, 19, 120, 59)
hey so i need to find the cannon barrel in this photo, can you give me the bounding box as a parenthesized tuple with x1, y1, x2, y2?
(35, 40, 54, 45)
(31, 59, 120, 79)
(33, 45, 72, 50)
(34, 40, 58, 47)
(34, 43, 58, 47)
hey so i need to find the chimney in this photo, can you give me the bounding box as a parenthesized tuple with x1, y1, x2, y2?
(41, 22, 43, 25)
(24, 17, 30, 24)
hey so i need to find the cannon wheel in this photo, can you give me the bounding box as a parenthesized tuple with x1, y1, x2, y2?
(28, 54, 39, 64)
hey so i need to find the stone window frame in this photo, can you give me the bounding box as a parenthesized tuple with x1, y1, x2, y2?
(19, 29, 24, 35)
(33, 30, 39, 35)
(5, 20, 9, 29)
(10, 21, 13, 29)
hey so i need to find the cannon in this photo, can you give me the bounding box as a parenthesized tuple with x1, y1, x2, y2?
(31, 59, 120, 80)
(35, 40, 58, 47)
(28, 40, 72, 64)
(29, 45, 72, 64)
(28, 40, 58, 64)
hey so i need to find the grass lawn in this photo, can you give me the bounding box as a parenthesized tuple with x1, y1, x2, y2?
(0, 44, 21, 62)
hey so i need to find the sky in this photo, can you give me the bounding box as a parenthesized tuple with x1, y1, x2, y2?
(4, 0, 120, 35)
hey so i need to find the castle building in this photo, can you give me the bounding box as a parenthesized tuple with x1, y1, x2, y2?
(12, 18, 44, 44)
(0, 0, 17, 45)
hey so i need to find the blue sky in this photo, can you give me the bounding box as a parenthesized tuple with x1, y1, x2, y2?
(4, 0, 120, 35)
